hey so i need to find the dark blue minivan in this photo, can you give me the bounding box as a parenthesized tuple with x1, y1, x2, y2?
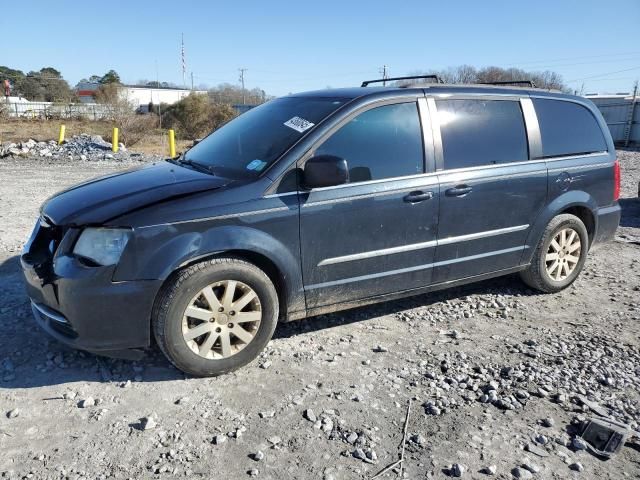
(21, 79, 621, 376)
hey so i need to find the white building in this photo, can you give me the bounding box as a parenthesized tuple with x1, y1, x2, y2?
(77, 82, 207, 111)
(121, 85, 208, 111)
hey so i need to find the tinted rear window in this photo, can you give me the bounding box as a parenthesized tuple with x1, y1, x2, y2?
(533, 98, 607, 158)
(436, 99, 529, 169)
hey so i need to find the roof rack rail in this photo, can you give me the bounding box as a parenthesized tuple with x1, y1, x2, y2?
(361, 75, 444, 87)
(479, 80, 537, 88)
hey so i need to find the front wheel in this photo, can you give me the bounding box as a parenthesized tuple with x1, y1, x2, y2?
(152, 257, 279, 376)
(520, 214, 589, 293)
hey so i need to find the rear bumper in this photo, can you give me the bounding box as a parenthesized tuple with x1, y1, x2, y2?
(593, 203, 621, 246)
(22, 253, 162, 354)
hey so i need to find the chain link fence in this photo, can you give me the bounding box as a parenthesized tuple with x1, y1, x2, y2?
(0, 100, 111, 120)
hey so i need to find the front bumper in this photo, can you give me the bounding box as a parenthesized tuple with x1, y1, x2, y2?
(22, 230, 162, 356)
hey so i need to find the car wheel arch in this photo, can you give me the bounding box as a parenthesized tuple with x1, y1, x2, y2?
(174, 248, 289, 320)
(144, 225, 303, 323)
(521, 191, 598, 265)
(558, 205, 595, 246)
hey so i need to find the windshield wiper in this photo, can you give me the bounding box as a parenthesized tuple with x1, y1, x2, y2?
(169, 155, 216, 175)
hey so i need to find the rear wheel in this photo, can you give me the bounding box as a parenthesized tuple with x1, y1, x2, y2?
(520, 214, 589, 293)
(153, 257, 278, 376)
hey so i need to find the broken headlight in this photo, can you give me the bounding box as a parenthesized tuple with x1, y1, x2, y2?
(73, 228, 132, 266)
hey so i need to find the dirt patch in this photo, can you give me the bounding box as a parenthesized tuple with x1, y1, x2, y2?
(0, 151, 639, 479)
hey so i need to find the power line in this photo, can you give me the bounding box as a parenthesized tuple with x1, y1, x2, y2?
(567, 66, 640, 83)
(577, 76, 639, 83)
(239, 70, 377, 85)
(196, 69, 375, 82)
(507, 50, 640, 67)
(509, 56, 640, 71)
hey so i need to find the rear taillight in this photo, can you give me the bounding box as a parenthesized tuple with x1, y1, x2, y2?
(613, 159, 621, 201)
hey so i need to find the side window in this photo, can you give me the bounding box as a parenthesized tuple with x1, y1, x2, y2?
(533, 99, 607, 158)
(314, 102, 423, 183)
(436, 99, 529, 169)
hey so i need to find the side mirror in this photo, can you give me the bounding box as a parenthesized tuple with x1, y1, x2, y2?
(303, 155, 349, 189)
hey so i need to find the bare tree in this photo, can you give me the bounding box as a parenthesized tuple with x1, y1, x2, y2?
(208, 83, 273, 105)
(162, 93, 237, 140)
(394, 65, 568, 91)
(475, 66, 567, 90)
(94, 83, 134, 122)
(439, 65, 478, 84)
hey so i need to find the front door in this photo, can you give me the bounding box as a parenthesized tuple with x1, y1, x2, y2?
(299, 99, 439, 309)
(431, 96, 547, 283)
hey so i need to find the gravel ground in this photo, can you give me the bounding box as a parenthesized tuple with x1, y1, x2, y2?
(0, 150, 639, 479)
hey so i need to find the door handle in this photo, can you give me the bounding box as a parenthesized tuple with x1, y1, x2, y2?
(403, 190, 434, 203)
(445, 185, 472, 197)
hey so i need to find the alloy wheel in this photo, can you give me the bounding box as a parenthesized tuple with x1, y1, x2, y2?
(181, 280, 262, 359)
(545, 227, 581, 281)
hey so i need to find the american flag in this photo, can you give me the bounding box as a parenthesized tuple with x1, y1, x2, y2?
(181, 33, 186, 87)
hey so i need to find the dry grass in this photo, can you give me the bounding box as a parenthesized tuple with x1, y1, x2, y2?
(0, 119, 111, 143)
(135, 134, 191, 156)
(0, 119, 191, 156)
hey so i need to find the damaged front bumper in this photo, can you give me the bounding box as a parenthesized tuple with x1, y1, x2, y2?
(21, 218, 162, 358)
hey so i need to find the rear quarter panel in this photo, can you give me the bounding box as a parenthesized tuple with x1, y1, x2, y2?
(521, 95, 617, 263)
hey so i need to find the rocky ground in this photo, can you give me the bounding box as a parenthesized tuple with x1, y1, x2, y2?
(0, 149, 639, 480)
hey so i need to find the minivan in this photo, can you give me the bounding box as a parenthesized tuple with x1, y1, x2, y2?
(21, 77, 621, 376)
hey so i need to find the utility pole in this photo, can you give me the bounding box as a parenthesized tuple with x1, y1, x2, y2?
(624, 80, 638, 147)
(155, 59, 162, 128)
(380, 65, 389, 86)
(191, 72, 194, 91)
(239, 68, 247, 104)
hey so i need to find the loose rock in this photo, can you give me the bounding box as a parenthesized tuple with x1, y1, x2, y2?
(141, 416, 156, 430)
(6, 409, 20, 419)
(78, 397, 95, 408)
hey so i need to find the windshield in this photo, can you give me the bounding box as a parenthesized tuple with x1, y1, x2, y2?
(183, 96, 347, 178)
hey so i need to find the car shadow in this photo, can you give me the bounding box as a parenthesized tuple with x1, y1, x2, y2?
(273, 273, 538, 340)
(0, 254, 184, 389)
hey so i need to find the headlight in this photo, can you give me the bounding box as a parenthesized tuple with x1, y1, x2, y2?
(73, 228, 132, 266)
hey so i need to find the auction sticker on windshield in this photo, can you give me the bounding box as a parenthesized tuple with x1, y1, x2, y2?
(284, 116, 315, 133)
(246, 159, 267, 171)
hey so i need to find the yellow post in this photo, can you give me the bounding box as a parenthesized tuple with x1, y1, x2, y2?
(168, 129, 176, 157)
(112, 128, 119, 153)
(57, 124, 66, 145)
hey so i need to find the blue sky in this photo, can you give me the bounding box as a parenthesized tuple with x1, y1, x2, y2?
(2, 0, 639, 96)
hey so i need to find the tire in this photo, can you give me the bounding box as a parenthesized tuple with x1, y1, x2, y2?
(153, 257, 278, 376)
(519, 214, 589, 293)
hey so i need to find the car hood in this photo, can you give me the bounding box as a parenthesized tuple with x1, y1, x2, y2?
(42, 161, 232, 226)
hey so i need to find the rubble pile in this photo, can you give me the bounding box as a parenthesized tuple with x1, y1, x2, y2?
(0, 134, 148, 162)
(406, 329, 640, 429)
